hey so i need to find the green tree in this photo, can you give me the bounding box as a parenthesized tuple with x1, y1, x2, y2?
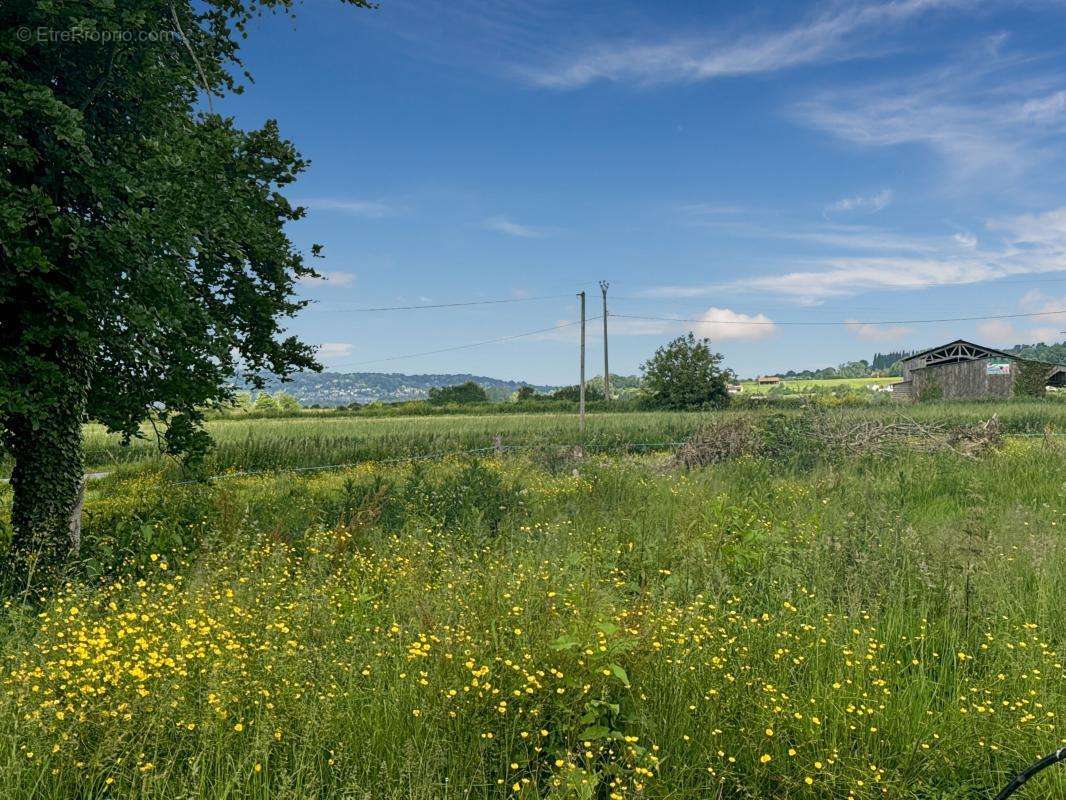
(513, 385, 536, 402)
(427, 382, 489, 406)
(273, 391, 301, 414)
(232, 392, 254, 414)
(550, 384, 605, 402)
(641, 333, 733, 410)
(252, 393, 278, 415)
(0, 0, 371, 587)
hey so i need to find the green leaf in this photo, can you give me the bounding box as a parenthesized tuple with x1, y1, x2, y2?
(609, 663, 630, 687)
(550, 634, 580, 652)
(578, 725, 610, 740)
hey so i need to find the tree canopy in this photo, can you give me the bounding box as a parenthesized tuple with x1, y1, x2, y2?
(550, 384, 605, 403)
(427, 381, 489, 406)
(640, 333, 733, 410)
(0, 0, 370, 586)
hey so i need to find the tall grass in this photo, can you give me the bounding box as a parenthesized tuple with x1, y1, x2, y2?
(0, 437, 1063, 798)
(37, 400, 1066, 479)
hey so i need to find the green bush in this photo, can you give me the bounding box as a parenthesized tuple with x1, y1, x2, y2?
(1014, 361, 1049, 398)
(428, 381, 489, 406)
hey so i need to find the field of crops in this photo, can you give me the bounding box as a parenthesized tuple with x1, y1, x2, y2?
(0, 402, 1064, 799)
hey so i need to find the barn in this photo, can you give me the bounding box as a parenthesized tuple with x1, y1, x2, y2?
(891, 339, 1066, 401)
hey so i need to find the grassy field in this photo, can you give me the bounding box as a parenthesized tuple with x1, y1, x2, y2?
(739, 376, 899, 394)
(29, 399, 1066, 479)
(0, 403, 1064, 798)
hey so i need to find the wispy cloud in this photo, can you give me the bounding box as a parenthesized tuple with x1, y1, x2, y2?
(482, 216, 551, 238)
(845, 320, 914, 341)
(976, 290, 1066, 343)
(317, 342, 355, 360)
(976, 318, 1016, 343)
(677, 203, 747, 217)
(645, 205, 1066, 303)
(825, 189, 893, 216)
(299, 270, 356, 288)
(987, 207, 1066, 247)
(520, 0, 973, 89)
(793, 57, 1066, 180)
(299, 198, 400, 218)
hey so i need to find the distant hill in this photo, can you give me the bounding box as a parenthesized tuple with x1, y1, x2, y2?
(254, 372, 559, 406)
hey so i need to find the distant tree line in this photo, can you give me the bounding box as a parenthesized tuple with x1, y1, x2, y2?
(779, 351, 917, 381)
(1009, 341, 1066, 364)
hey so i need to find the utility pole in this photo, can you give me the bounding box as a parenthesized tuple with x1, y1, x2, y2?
(578, 291, 586, 434)
(599, 280, 610, 401)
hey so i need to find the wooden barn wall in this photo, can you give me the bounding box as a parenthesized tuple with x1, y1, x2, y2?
(911, 358, 1013, 399)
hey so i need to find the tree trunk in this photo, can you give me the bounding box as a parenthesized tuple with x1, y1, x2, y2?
(6, 397, 86, 592)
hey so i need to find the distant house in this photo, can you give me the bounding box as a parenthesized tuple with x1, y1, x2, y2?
(755, 375, 781, 385)
(892, 339, 1066, 401)
(727, 383, 743, 395)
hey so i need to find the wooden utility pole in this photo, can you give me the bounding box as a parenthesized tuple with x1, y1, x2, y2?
(599, 280, 609, 401)
(578, 291, 586, 434)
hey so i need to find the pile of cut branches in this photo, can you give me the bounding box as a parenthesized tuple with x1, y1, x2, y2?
(672, 414, 1003, 469)
(812, 414, 1002, 459)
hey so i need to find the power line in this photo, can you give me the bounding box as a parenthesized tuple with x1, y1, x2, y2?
(321, 292, 577, 312)
(328, 316, 602, 368)
(612, 308, 1066, 327)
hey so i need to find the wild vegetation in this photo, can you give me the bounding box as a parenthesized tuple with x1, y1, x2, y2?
(10, 401, 1055, 481)
(0, 403, 1062, 799)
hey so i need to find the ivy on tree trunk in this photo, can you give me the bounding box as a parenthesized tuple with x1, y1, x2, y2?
(3, 344, 89, 591)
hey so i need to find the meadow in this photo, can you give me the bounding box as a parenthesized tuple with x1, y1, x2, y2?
(35, 399, 1066, 480)
(0, 402, 1063, 799)
(738, 377, 900, 395)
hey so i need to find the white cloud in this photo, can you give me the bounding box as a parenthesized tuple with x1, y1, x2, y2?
(299, 198, 399, 218)
(317, 342, 355, 360)
(521, 0, 972, 89)
(1020, 90, 1066, 124)
(482, 216, 551, 238)
(737, 256, 1005, 300)
(793, 56, 1066, 181)
(645, 204, 1066, 304)
(299, 270, 356, 288)
(988, 207, 1066, 248)
(826, 189, 892, 216)
(693, 307, 776, 341)
(845, 320, 913, 341)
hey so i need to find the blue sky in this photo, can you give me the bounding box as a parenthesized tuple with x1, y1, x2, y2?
(222, 0, 1066, 383)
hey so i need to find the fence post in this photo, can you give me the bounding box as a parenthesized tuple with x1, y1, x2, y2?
(493, 434, 503, 457)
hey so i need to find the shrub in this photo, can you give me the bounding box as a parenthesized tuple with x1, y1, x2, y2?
(551, 384, 605, 402)
(428, 381, 489, 405)
(1013, 361, 1049, 398)
(640, 333, 733, 410)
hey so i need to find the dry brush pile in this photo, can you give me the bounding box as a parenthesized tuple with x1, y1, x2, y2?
(673, 412, 1006, 470)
